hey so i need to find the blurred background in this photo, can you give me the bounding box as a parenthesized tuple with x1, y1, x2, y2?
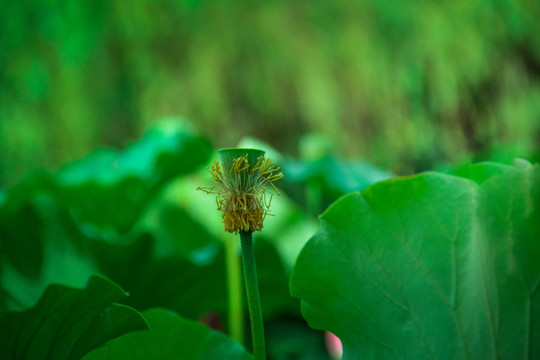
(2, 1, 540, 359)
(2, 0, 540, 187)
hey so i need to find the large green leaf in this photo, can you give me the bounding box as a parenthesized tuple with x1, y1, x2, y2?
(92, 235, 228, 321)
(447, 161, 511, 184)
(255, 239, 299, 320)
(265, 320, 331, 360)
(138, 197, 219, 260)
(0, 200, 44, 280)
(0, 172, 55, 281)
(285, 156, 391, 195)
(0, 275, 148, 360)
(291, 161, 540, 359)
(83, 308, 252, 360)
(0, 125, 214, 308)
(0, 199, 97, 310)
(54, 124, 211, 234)
(284, 155, 392, 215)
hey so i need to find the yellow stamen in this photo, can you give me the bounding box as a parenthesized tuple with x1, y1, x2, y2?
(197, 153, 284, 234)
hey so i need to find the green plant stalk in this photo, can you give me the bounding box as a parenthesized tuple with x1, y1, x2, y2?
(239, 231, 266, 360)
(224, 234, 244, 345)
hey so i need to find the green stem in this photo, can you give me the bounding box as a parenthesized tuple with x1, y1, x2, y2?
(240, 231, 266, 360)
(224, 234, 244, 345)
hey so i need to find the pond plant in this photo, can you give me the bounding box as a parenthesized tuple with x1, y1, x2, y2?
(1, 126, 539, 359)
(198, 148, 284, 360)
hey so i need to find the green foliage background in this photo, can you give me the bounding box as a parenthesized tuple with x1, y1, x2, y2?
(2, 2, 540, 358)
(2, 0, 540, 186)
